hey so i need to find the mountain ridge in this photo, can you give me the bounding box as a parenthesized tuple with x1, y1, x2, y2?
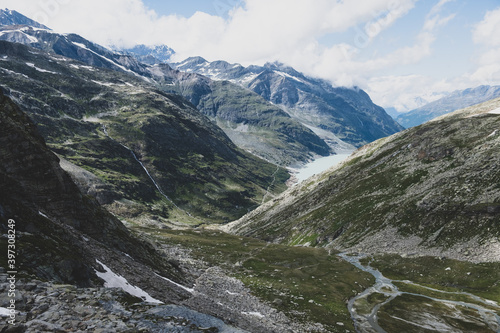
(171, 56, 404, 150)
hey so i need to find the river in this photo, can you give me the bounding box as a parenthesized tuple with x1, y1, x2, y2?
(338, 253, 500, 333)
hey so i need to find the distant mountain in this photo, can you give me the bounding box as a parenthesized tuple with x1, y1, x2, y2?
(384, 107, 401, 119)
(226, 97, 500, 262)
(120, 44, 175, 65)
(397, 85, 500, 128)
(148, 63, 332, 165)
(0, 8, 49, 29)
(171, 57, 404, 149)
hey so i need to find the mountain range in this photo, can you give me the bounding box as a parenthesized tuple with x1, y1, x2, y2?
(171, 56, 404, 151)
(396, 85, 500, 128)
(0, 9, 403, 166)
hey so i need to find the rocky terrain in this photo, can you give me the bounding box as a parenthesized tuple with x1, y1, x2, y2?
(226, 97, 500, 262)
(0, 266, 325, 333)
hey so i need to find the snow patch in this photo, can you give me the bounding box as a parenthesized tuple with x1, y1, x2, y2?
(1, 68, 29, 79)
(72, 42, 87, 50)
(488, 130, 498, 138)
(95, 260, 162, 304)
(26, 62, 58, 74)
(38, 211, 49, 219)
(0, 307, 13, 317)
(225, 290, 239, 296)
(91, 80, 114, 87)
(242, 311, 265, 318)
(488, 107, 500, 114)
(275, 70, 305, 84)
(154, 273, 194, 294)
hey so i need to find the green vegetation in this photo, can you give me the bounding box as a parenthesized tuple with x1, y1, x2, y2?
(378, 294, 495, 333)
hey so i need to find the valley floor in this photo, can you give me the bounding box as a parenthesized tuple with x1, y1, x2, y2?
(1, 228, 499, 332)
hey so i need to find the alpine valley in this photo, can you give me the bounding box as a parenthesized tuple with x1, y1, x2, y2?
(0, 8, 499, 333)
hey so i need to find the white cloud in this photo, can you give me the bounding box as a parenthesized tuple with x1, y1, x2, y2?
(367, 75, 450, 112)
(469, 7, 500, 86)
(292, 0, 454, 88)
(473, 7, 500, 46)
(1, 0, 417, 61)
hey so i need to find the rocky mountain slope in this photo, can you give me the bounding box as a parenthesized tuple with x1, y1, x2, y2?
(0, 89, 188, 293)
(0, 9, 48, 29)
(0, 10, 332, 166)
(149, 63, 331, 165)
(397, 85, 500, 128)
(0, 40, 289, 224)
(172, 57, 404, 149)
(225, 97, 500, 262)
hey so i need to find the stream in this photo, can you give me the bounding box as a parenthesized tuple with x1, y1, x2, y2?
(338, 253, 500, 333)
(102, 125, 192, 217)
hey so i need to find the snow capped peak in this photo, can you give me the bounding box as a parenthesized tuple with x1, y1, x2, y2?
(0, 8, 51, 30)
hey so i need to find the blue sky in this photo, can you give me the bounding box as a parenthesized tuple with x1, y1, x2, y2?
(4, 0, 500, 111)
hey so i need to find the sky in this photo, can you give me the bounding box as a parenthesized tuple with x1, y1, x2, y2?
(3, 0, 500, 112)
